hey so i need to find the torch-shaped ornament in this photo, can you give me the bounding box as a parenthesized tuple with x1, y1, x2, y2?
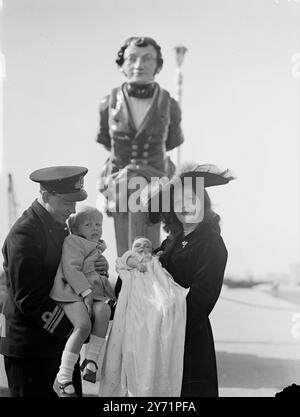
(174, 45, 187, 166)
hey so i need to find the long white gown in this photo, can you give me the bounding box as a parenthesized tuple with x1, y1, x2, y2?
(99, 253, 189, 397)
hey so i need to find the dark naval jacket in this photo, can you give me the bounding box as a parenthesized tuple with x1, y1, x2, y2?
(96, 83, 184, 179)
(0, 200, 74, 358)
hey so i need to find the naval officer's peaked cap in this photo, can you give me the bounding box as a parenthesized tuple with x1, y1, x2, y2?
(30, 166, 88, 202)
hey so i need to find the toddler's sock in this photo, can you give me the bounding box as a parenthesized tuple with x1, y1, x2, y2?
(85, 335, 105, 372)
(57, 350, 79, 394)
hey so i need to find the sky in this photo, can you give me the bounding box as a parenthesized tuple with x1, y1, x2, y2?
(0, 0, 300, 280)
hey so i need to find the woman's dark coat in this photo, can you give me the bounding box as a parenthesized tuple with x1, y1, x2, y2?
(115, 222, 227, 397)
(160, 223, 227, 397)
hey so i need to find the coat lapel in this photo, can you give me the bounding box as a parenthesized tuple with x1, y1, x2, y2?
(115, 86, 136, 133)
(174, 223, 219, 254)
(160, 231, 183, 269)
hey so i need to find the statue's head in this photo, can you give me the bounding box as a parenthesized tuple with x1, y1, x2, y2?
(116, 37, 163, 84)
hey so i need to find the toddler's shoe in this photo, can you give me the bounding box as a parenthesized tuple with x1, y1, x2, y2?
(53, 378, 77, 397)
(80, 359, 98, 383)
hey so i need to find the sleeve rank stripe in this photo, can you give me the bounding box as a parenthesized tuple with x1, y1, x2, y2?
(43, 305, 64, 333)
(47, 309, 65, 334)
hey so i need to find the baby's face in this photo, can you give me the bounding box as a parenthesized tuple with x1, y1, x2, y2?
(76, 214, 103, 243)
(132, 238, 152, 255)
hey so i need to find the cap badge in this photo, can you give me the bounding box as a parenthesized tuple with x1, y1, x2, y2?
(74, 176, 84, 190)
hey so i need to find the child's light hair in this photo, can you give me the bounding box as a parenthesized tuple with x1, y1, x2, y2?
(67, 206, 103, 234)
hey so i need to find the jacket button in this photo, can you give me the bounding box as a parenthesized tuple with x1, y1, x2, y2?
(142, 152, 149, 157)
(142, 159, 147, 165)
(130, 159, 137, 164)
(144, 143, 149, 149)
(131, 151, 138, 157)
(132, 144, 138, 150)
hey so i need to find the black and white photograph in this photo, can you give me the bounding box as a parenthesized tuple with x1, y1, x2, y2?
(0, 0, 300, 401)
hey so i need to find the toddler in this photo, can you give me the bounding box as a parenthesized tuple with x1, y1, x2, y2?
(50, 206, 116, 397)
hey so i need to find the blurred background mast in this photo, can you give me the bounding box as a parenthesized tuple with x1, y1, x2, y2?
(8, 173, 18, 228)
(174, 45, 188, 166)
(1, 0, 10, 245)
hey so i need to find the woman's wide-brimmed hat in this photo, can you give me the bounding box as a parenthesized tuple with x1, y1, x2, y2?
(174, 162, 236, 187)
(140, 162, 236, 220)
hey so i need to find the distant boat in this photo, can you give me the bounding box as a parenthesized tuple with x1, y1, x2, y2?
(223, 278, 269, 289)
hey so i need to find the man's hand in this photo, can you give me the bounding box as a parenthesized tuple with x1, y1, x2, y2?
(95, 254, 109, 274)
(83, 293, 93, 316)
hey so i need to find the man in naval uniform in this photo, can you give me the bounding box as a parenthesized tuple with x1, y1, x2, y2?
(96, 36, 184, 256)
(0, 166, 108, 397)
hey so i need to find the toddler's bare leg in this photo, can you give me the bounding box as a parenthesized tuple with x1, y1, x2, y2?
(82, 301, 111, 379)
(63, 301, 92, 354)
(92, 301, 111, 338)
(55, 302, 91, 392)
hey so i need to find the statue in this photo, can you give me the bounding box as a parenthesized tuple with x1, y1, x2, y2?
(96, 36, 184, 255)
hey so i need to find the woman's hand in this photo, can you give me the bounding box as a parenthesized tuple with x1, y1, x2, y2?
(138, 262, 147, 272)
(95, 254, 109, 274)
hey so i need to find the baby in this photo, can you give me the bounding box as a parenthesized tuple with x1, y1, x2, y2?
(99, 235, 189, 397)
(50, 206, 116, 397)
(122, 236, 154, 272)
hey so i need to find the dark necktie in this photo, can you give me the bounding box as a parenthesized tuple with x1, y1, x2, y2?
(126, 82, 156, 99)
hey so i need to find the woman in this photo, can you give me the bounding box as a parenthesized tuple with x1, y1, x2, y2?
(150, 162, 234, 397)
(115, 162, 235, 397)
